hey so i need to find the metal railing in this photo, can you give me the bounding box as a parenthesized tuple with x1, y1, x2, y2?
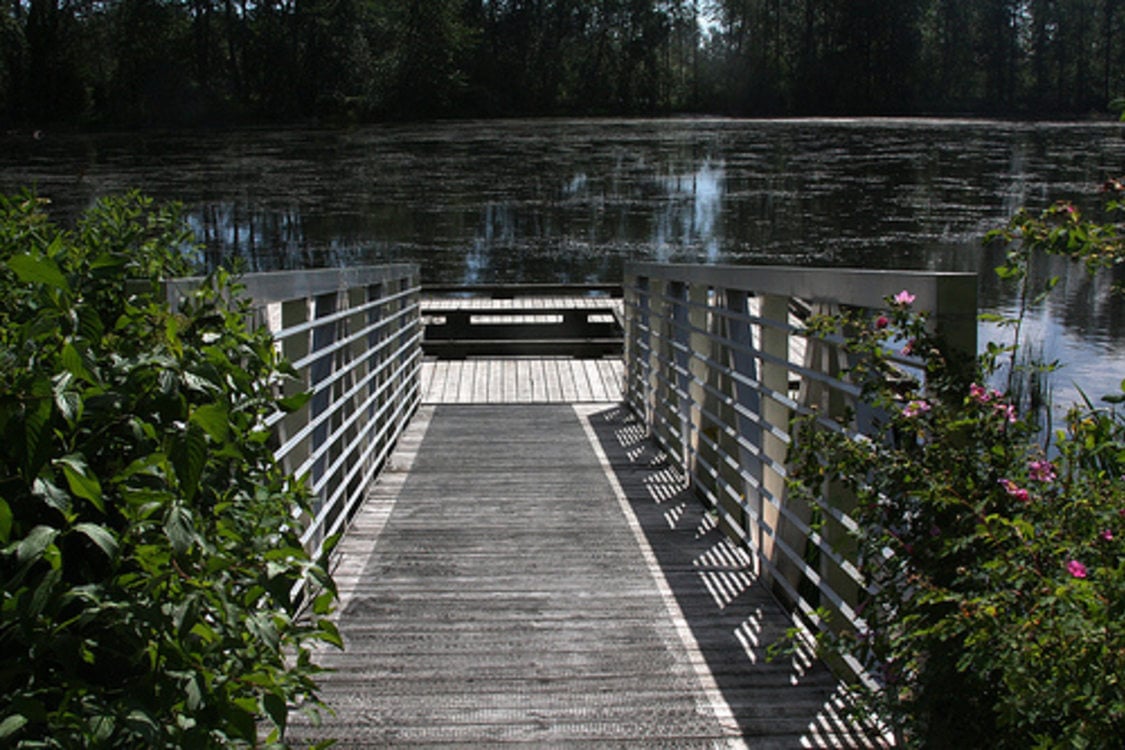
(166, 265, 422, 554)
(622, 261, 976, 685)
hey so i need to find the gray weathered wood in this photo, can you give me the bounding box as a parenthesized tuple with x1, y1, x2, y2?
(422, 357, 624, 404)
(288, 404, 887, 748)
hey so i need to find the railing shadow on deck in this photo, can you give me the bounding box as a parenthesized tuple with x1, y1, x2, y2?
(621, 261, 977, 701)
(585, 402, 891, 747)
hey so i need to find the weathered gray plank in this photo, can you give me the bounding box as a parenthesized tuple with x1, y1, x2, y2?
(420, 357, 623, 405)
(290, 404, 886, 748)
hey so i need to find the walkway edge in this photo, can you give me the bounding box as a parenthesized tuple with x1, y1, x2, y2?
(330, 405, 436, 612)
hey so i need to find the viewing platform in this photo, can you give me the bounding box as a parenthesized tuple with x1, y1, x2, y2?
(169, 264, 976, 747)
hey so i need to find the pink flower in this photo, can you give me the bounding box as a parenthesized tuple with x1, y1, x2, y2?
(901, 339, 916, 356)
(903, 400, 931, 418)
(1028, 460, 1056, 483)
(893, 290, 916, 306)
(969, 383, 990, 403)
(993, 402, 1018, 424)
(1101, 529, 1114, 542)
(875, 315, 889, 329)
(999, 478, 1030, 502)
(1067, 560, 1088, 579)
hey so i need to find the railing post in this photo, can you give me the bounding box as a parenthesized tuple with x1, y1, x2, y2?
(624, 273, 651, 424)
(669, 281, 693, 482)
(719, 288, 761, 558)
(686, 283, 711, 487)
(279, 297, 311, 481)
(757, 293, 793, 591)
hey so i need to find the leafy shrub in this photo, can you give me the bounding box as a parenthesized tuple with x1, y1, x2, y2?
(0, 192, 339, 748)
(787, 189, 1124, 747)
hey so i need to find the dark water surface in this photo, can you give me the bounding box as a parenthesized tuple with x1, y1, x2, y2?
(2, 117, 1122, 402)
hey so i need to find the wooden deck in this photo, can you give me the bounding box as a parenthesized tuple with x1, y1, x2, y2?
(288, 374, 885, 746)
(421, 357, 623, 404)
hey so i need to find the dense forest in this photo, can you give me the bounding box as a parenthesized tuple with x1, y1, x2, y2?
(3, 0, 1124, 127)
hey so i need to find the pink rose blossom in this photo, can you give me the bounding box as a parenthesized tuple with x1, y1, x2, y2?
(969, 383, 989, 403)
(903, 400, 931, 418)
(1101, 529, 1114, 542)
(893, 290, 916, 306)
(994, 402, 1018, 424)
(1067, 560, 1088, 579)
(1028, 460, 1057, 483)
(999, 478, 1030, 502)
(901, 339, 916, 356)
(875, 315, 889, 329)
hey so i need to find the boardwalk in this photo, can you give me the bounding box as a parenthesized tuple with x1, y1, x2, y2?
(289, 365, 882, 747)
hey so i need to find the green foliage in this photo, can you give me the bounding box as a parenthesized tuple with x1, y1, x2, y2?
(787, 185, 1125, 746)
(5, 0, 1124, 124)
(0, 192, 338, 747)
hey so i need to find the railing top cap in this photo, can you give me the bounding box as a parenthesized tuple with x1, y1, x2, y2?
(624, 261, 977, 311)
(166, 264, 420, 305)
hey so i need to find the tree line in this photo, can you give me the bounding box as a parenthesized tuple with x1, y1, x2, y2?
(3, 0, 1123, 128)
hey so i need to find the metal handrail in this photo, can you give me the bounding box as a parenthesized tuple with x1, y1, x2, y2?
(622, 261, 977, 688)
(167, 264, 422, 555)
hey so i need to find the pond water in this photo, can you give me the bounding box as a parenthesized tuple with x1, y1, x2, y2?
(2, 117, 1122, 405)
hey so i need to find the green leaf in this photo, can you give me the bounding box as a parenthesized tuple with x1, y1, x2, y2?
(22, 396, 51, 477)
(7, 252, 69, 291)
(165, 505, 195, 555)
(0, 714, 28, 740)
(190, 402, 229, 442)
(278, 391, 311, 413)
(18, 525, 59, 564)
(0, 499, 10, 543)
(171, 425, 207, 502)
(262, 693, 288, 734)
(88, 714, 115, 742)
(60, 343, 95, 384)
(318, 619, 344, 649)
(31, 477, 70, 515)
(59, 457, 104, 513)
(73, 522, 119, 559)
(54, 386, 82, 425)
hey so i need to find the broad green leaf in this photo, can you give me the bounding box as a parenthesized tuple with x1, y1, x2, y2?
(262, 693, 287, 733)
(0, 714, 28, 740)
(278, 391, 311, 413)
(59, 458, 104, 513)
(124, 709, 158, 734)
(88, 714, 115, 742)
(6, 252, 69, 291)
(185, 676, 203, 712)
(189, 621, 218, 644)
(318, 619, 344, 649)
(229, 702, 258, 741)
(17, 525, 59, 564)
(30, 567, 61, 615)
(312, 590, 334, 616)
(60, 343, 95, 384)
(165, 505, 195, 555)
(32, 477, 71, 515)
(171, 425, 207, 502)
(54, 388, 82, 424)
(190, 402, 229, 442)
(22, 397, 51, 477)
(73, 522, 118, 559)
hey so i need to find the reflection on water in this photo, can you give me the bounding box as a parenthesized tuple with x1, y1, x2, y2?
(653, 159, 724, 261)
(1, 118, 1122, 398)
